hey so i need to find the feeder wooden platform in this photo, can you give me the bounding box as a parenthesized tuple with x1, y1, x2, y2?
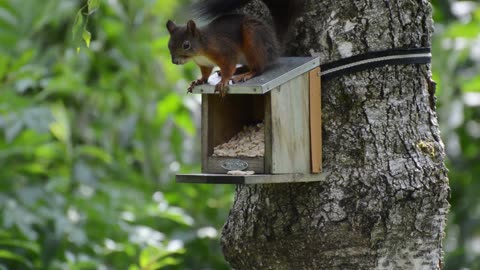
(176, 173, 327, 185)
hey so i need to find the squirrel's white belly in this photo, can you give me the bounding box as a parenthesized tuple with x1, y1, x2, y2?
(193, 56, 216, 67)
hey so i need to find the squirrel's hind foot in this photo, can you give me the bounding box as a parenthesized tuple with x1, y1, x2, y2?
(232, 71, 256, 84)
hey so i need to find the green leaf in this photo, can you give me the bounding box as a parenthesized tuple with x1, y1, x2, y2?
(139, 246, 159, 268)
(475, 8, 480, 21)
(149, 257, 181, 270)
(82, 29, 91, 48)
(72, 10, 84, 39)
(87, 0, 100, 15)
(139, 246, 183, 270)
(0, 239, 40, 255)
(156, 94, 181, 122)
(0, 250, 33, 269)
(152, 0, 179, 19)
(49, 103, 71, 145)
(10, 49, 35, 72)
(445, 22, 480, 39)
(174, 111, 195, 136)
(462, 75, 480, 92)
(0, 7, 18, 26)
(76, 145, 112, 164)
(0, 54, 10, 79)
(34, 143, 61, 159)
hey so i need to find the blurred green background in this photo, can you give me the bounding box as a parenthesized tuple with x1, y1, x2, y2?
(0, 0, 478, 269)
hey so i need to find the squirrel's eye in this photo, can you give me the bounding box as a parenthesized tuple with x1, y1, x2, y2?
(183, 40, 191, 50)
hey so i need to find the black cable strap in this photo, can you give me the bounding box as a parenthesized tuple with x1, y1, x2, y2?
(320, 47, 431, 80)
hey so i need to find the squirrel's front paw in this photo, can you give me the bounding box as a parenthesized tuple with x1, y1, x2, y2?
(214, 82, 228, 97)
(187, 79, 206, 93)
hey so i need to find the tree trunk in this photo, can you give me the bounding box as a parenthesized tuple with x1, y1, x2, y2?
(221, 0, 450, 269)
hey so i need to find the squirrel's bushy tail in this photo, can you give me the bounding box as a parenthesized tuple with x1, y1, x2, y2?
(194, 0, 250, 16)
(194, 0, 303, 42)
(260, 0, 303, 41)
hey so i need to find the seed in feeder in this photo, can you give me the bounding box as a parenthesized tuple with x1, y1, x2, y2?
(212, 122, 265, 157)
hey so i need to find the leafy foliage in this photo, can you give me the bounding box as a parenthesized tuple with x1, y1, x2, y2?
(0, 0, 478, 269)
(0, 0, 232, 269)
(431, 0, 480, 269)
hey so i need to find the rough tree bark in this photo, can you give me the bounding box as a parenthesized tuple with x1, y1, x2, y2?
(221, 0, 450, 269)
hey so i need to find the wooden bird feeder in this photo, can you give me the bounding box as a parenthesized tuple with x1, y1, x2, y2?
(176, 57, 323, 184)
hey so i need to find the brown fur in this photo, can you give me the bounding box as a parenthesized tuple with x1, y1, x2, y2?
(167, 14, 280, 96)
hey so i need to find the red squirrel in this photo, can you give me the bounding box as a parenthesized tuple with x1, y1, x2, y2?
(166, 0, 303, 96)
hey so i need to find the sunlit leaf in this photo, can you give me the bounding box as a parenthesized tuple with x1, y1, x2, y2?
(152, 0, 179, 19)
(101, 17, 124, 38)
(139, 246, 160, 268)
(174, 111, 195, 136)
(49, 103, 70, 145)
(83, 29, 92, 48)
(149, 257, 181, 270)
(139, 246, 183, 270)
(462, 75, 480, 92)
(34, 142, 62, 160)
(156, 94, 181, 122)
(445, 21, 480, 39)
(20, 163, 49, 175)
(475, 7, 480, 21)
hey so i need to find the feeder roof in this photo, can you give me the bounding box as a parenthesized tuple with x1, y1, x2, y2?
(191, 57, 320, 94)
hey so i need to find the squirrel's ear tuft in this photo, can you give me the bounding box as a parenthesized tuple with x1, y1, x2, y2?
(186, 20, 197, 36)
(166, 20, 176, 34)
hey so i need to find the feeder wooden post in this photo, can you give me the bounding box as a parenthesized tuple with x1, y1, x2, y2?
(309, 67, 322, 173)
